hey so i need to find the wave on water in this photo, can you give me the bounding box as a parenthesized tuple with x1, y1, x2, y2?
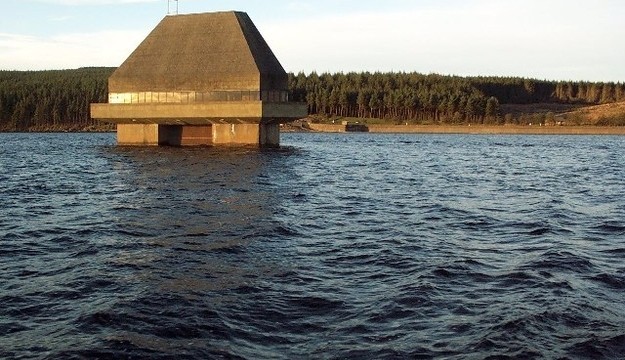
(1, 133, 625, 359)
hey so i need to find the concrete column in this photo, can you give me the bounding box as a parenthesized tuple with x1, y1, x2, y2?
(259, 123, 280, 147)
(117, 124, 159, 145)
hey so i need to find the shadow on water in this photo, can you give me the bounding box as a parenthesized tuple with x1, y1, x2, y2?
(58, 145, 305, 357)
(100, 144, 300, 282)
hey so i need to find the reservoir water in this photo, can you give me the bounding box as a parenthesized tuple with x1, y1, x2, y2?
(1, 132, 624, 359)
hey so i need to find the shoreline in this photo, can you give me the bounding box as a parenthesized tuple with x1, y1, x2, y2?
(302, 123, 625, 135)
(3, 125, 625, 136)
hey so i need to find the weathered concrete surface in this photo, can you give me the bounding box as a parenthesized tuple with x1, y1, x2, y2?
(260, 123, 280, 147)
(109, 12, 286, 93)
(117, 124, 159, 145)
(118, 124, 274, 146)
(262, 103, 308, 120)
(157, 125, 213, 146)
(212, 124, 259, 145)
(90, 102, 307, 125)
(178, 126, 213, 145)
(209, 123, 279, 146)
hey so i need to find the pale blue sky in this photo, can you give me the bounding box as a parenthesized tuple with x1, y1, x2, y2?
(1, 0, 624, 82)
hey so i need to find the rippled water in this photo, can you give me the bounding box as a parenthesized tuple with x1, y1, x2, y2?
(1, 132, 625, 359)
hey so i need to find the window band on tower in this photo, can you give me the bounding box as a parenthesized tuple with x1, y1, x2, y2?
(108, 90, 289, 104)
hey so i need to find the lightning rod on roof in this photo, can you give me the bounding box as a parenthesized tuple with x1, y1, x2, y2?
(167, 0, 179, 15)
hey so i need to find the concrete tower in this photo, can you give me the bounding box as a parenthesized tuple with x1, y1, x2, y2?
(90, 11, 307, 146)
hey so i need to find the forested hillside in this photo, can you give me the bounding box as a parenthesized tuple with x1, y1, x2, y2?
(0, 68, 112, 131)
(289, 72, 625, 124)
(1, 68, 624, 131)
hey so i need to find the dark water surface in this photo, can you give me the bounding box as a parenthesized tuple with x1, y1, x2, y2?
(1, 132, 625, 359)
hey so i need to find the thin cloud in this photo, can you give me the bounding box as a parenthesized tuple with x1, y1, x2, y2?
(0, 30, 148, 70)
(3, 0, 624, 80)
(285, 1, 314, 12)
(50, 15, 74, 21)
(32, 0, 159, 5)
(261, 0, 625, 81)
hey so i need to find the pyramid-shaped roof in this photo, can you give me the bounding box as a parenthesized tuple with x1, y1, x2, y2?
(109, 11, 287, 93)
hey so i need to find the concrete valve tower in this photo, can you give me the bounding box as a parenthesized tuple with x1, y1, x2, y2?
(91, 11, 307, 146)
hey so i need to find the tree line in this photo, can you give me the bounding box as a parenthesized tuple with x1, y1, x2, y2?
(0, 68, 112, 131)
(1, 67, 624, 131)
(288, 72, 625, 124)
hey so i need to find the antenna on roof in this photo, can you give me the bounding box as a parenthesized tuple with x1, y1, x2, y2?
(167, 0, 179, 15)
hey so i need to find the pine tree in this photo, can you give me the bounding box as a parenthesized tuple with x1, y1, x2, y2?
(485, 96, 500, 118)
(601, 83, 615, 103)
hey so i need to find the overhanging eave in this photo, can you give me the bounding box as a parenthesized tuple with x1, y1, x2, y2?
(90, 101, 307, 124)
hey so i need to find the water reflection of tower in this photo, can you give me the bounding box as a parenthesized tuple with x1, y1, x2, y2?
(105, 146, 294, 302)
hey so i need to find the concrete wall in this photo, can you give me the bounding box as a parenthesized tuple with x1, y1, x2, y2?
(117, 124, 159, 145)
(91, 101, 307, 125)
(179, 125, 213, 145)
(117, 123, 281, 146)
(210, 123, 280, 146)
(262, 102, 308, 121)
(212, 124, 260, 145)
(91, 102, 264, 124)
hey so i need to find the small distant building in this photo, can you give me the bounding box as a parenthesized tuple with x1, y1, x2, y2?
(90, 11, 307, 146)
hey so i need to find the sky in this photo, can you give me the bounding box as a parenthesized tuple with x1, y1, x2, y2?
(1, 0, 624, 82)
